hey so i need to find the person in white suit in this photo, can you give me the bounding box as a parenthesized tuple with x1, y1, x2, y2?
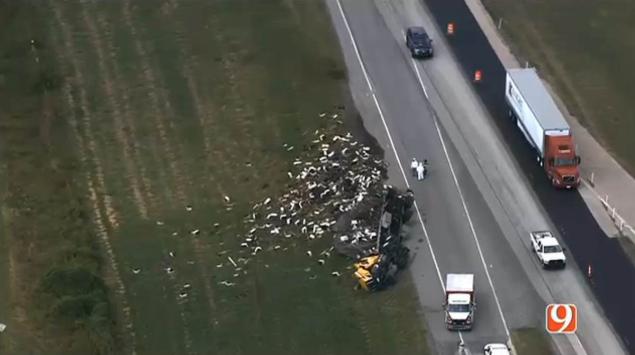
(416, 162, 425, 180)
(410, 158, 418, 177)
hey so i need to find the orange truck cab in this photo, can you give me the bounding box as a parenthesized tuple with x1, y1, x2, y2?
(544, 135, 581, 188)
(505, 68, 581, 189)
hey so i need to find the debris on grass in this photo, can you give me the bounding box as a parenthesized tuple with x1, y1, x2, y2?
(224, 113, 394, 280)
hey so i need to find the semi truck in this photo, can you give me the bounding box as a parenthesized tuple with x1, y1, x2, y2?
(505, 68, 581, 189)
(444, 273, 475, 330)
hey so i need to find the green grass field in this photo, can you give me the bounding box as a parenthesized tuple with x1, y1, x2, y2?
(482, 0, 635, 176)
(0, 1, 429, 354)
(512, 328, 554, 355)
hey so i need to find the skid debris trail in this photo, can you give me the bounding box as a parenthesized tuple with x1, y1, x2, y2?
(222, 114, 397, 281)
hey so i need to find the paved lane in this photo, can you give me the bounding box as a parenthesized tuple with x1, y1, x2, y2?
(326, 0, 548, 353)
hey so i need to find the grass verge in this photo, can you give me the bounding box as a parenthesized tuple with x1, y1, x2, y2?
(0, 2, 117, 354)
(481, 0, 635, 176)
(1, 0, 430, 354)
(512, 327, 554, 355)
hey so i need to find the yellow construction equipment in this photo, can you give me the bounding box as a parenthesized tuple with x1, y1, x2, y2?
(354, 255, 380, 291)
(353, 187, 413, 292)
(353, 245, 409, 291)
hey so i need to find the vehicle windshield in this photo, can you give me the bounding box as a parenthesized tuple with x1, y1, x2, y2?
(554, 157, 576, 167)
(412, 33, 429, 45)
(544, 245, 562, 253)
(448, 304, 470, 313)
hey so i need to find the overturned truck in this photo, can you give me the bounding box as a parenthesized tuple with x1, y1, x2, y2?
(335, 185, 414, 291)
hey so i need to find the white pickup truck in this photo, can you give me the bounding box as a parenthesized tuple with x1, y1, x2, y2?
(484, 343, 511, 355)
(530, 231, 566, 269)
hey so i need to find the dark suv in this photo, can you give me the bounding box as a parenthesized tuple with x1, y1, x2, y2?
(405, 27, 433, 58)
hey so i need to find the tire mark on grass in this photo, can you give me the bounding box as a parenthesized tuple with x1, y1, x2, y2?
(380, 295, 409, 351)
(163, 262, 194, 355)
(51, 3, 119, 230)
(154, 4, 246, 339)
(86, 176, 137, 354)
(50, 4, 136, 353)
(347, 292, 374, 354)
(190, 237, 220, 329)
(121, 0, 188, 208)
(97, 5, 198, 348)
(62, 80, 138, 355)
(80, 3, 149, 219)
(167, 0, 263, 175)
(95, 13, 160, 216)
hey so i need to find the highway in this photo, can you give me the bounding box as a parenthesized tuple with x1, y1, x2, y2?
(325, 0, 628, 354)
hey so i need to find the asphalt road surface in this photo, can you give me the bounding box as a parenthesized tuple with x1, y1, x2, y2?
(326, 0, 628, 354)
(328, 0, 543, 353)
(422, 0, 635, 353)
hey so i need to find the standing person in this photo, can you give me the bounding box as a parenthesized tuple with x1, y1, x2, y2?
(411, 158, 418, 177)
(423, 159, 429, 178)
(416, 162, 425, 181)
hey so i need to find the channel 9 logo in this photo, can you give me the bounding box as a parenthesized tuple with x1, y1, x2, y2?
(546, 304, 578, 333)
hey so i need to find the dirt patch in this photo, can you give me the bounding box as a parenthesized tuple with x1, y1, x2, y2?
(341, 86, 386, 162)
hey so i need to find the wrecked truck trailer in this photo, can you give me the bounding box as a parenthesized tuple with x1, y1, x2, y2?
(350, 186, 414, 292)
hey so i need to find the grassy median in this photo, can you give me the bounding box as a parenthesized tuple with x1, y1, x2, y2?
(0, 0, 429, 354)
(512, 327, 554, 355)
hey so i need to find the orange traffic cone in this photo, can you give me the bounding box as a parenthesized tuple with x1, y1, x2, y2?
(474, 69, 482, 82)
(447, 22, 455, 36)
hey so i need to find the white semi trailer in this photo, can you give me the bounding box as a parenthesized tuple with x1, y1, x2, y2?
(505, 68, 581, 189)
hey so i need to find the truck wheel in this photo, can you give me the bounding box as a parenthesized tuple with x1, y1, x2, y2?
(402, 209, 413, 223)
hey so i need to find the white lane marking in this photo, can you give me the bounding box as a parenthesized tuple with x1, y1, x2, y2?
(412, 56, 591, 355)
(402, 31, 429, 98)
(570, 334, 588, 355)
(412, 61, 512, 337)
(420, 78, 429, 98)
(335, 0, 445, 293)
(335, 0, 462, 344)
